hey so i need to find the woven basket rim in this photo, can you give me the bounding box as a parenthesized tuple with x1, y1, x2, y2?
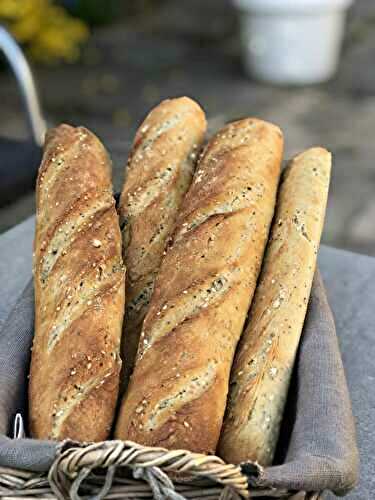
(0, 438, 322, 499)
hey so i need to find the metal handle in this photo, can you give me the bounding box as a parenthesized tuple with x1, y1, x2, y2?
(0, 26, 46, 146)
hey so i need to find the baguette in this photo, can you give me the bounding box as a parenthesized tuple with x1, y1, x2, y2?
(218, 147, 331, 465)
(119, 97, 206, 386)
(29, 124, 125, 441)
(115, 118, 283, 454)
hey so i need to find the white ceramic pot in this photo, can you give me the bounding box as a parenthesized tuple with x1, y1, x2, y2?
(233, 0, 354, 85)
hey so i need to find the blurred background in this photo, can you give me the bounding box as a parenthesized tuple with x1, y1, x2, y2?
(0, 0, 374, 256)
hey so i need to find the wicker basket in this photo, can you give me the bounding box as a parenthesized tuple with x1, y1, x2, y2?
(0, 439, 321, 499)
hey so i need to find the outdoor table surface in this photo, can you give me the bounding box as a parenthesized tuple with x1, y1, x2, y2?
(0, 216, 374, 499)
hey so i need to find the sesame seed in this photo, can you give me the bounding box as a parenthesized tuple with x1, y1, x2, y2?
(92, 239, 102, 248)
(269, 367, 278, 377)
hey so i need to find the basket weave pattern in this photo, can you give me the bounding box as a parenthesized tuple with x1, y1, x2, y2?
(0, 440, 321, 499)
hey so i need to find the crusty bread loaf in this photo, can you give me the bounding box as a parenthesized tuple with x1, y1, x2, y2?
(114, 118, 283, 454)
(118, 97, 207, 387)
(218, 147, 331, 465)
(29, 124, 125, 441)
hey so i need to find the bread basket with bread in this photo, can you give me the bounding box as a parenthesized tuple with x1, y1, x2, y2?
(0, 98, 359, 499)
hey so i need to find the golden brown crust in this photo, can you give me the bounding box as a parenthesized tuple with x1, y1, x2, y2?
(118, 97, 207, 387)
(29, 124, 125, 441)
(218, 147, 331, 465)
(115, 118, 283, 454)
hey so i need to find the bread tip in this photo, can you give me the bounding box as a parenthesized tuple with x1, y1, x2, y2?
(225, 116, 283, 139)
(170, 95, 203, 106)
(163, 96, 206, 119)
(289, 147, 332, 178)
(296, 146, 332, 161)
(50, 123, 76, 135)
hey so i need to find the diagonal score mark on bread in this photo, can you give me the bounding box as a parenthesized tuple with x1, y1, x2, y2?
(124, 161, 178, 219)
(36, 131, 82, 210)
(38, 193, 114, 284)
(36, 127, 109, 229)
(51, 368, 115, 439)
(46, 263, 124, 352)
(129, 113, 181, 162)
(143, 362, 217, 433)
(138, 270, 233, 359)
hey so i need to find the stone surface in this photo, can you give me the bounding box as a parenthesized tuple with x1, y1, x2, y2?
(0, 0, 375, 256)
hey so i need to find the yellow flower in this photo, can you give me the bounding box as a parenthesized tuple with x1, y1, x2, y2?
(0, 0, 89, 63)
(0, 0, 31, 18)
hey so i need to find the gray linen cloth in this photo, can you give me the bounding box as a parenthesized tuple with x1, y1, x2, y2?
(0, 218, 363, 497)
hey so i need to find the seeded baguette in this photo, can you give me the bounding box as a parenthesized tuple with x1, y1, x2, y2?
(29, 124, 125, 441)
(218, 147, 331, 465)
(115, 118, 283, 453)
(119, 97, 207, 386)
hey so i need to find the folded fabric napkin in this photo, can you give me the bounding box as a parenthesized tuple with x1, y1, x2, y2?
(0, 268, 359, 496)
